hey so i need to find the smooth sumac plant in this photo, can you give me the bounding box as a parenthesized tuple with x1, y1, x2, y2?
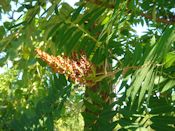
(0, 0, 175, 130)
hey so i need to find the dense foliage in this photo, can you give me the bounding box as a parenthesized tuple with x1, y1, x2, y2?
(0, 0, 175, 130)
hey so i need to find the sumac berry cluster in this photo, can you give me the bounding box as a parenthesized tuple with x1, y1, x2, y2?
(35, 48, 95, 86)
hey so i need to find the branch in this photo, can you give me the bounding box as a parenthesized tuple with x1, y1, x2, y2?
(141, 13, 175, 25)
(84, 0, 175, 25)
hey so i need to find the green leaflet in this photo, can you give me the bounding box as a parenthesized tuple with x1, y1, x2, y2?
(83, 99, 101, 113)
(84, 8, 105, 30)
(81, 111, 97, 127)
(132, 43, 143, 65)
(71, 5, 83, 21)
(100, 110, 117, 121)
(164, 52, 175, 68)
(150, 104, 174, 114)
(79, 7, 103, 25)
(0, 54, 8, 66)
(146, 26, 175, 62)
(161, 80, 175, 93)
(138, 66, 154, 108)
(57, 26, 77, 51)
(172, 93, 175, 101)
(127, 64, 151, 105)
(151, 124, 175, 131)
(59, 2, 74, 19)
(151, 116, 175, 125)
(86, 89, 105, 105)
(0, 26, 5, 40)
(65, 30, 83, 54)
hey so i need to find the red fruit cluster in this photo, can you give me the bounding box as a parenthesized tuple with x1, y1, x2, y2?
(35, 48, 95, 86)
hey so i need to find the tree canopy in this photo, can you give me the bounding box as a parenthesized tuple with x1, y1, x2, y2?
(0, 0, 175, 130)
